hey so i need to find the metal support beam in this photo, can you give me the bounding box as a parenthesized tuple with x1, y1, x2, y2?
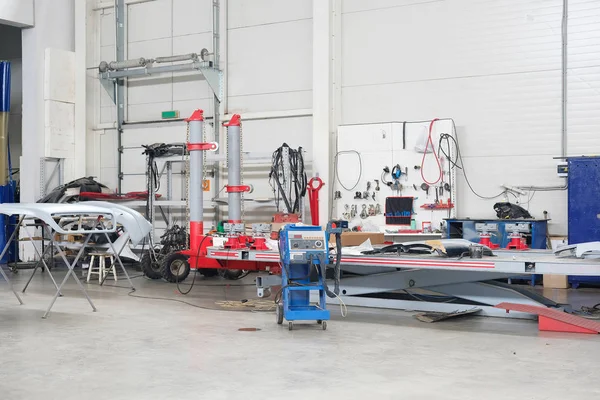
(115, 0, 125, 193)
(212, 0, 222, 224)
(312, 0, 333, 224)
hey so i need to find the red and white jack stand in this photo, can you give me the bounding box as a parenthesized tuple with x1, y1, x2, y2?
(250, 224, 271, 251)
(506, 232, 529, 250)
(479, 232, 500, 249)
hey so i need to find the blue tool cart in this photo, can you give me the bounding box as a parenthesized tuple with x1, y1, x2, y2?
(277, 221, 345, 331)
(568, 156, 600, 287)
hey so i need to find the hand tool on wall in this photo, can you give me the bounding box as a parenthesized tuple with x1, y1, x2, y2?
(391, 164, 403, 180)
(307, 177, 324, 226)
(342, 204, 350, 220)
(381, 166, 392, 187)
(368, 204, 376, 216)
(360, 204, 368, 219)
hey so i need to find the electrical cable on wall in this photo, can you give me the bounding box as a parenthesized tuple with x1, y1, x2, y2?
(443, 120, 507, 200)
(269, 143, 307, 214)
(420, 118, 443, 185)
(334, 150, 362, 191)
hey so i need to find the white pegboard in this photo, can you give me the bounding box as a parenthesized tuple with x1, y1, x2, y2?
(334, 120, 457, 232)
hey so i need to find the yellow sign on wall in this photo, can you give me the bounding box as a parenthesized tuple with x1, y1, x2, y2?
(202, 180, 210, 191)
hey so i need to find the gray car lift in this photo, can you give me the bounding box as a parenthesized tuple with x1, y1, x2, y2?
(206, 246, 600, 319)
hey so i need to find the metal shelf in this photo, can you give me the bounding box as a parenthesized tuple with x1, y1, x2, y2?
(153, 152, 277, 165)
(99, 61, 223, 102)
(120, 200, 186, 207)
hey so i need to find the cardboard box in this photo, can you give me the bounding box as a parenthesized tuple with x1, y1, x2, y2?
(270, 222, 294, 239)
(543, 274, 569, 289)
(330, 232, 385, 247)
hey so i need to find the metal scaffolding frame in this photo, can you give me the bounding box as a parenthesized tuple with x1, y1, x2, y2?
(121, 152, 288, 240)
(98, 0, 223, 194)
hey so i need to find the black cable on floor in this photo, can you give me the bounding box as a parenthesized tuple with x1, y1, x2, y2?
(126, 291, 235, 311)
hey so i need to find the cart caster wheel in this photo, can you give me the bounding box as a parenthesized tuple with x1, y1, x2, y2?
(288, 322, 294, 331)
(322, 321, 327, 330)
(317, 320, 322, 324)
(276, 304, 283, 325)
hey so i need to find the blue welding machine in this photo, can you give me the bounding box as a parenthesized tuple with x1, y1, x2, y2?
(277, 222, 346, 331)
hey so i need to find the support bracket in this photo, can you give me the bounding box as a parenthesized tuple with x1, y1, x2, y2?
(98, 62, 224, 103)
(100, 77, 116, 103)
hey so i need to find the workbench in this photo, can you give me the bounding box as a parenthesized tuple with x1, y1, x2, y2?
(445, 218, 548, 249)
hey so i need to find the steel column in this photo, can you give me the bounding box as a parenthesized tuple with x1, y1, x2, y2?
(225, 115, 242, 222)
(187, 110, 218, 251)
(212, 0, 221, 225)
(115, 0, 125, 192)
(189, 116, 204, 225)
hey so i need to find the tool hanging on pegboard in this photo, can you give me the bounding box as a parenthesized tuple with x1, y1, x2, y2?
(307, 177, 324, 225)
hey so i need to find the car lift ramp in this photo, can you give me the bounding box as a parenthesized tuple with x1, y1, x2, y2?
(496, 303, 600, 334)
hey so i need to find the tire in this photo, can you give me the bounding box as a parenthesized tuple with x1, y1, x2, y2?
(276, 304, 284, 325)
(221, 269, 247, 280)
(161, 252, 191, 283)
(140, 253, 163, 280)
(199, 268, 219, 277)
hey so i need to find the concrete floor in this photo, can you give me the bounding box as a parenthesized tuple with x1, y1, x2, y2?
(1, 268, 600, 400)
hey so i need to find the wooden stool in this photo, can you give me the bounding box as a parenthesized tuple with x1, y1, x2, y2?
(87, 252, 117, 283)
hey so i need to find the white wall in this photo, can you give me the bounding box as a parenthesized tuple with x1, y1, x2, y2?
(86, 0, 600, 234)
(0, 0, 34, 27)
(21, 0, 75, 202)
(338, 0, 600, 235)
(88, 0, 313, 226)
(0, 23, 22, 171)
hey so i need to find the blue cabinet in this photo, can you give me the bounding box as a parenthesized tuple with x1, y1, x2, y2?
(568, 156, 600, 287)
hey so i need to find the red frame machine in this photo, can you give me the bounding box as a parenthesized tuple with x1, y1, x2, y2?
(179, 110, 281, 274)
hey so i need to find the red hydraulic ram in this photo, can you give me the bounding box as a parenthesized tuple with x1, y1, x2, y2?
(179, 110, 280, 273)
